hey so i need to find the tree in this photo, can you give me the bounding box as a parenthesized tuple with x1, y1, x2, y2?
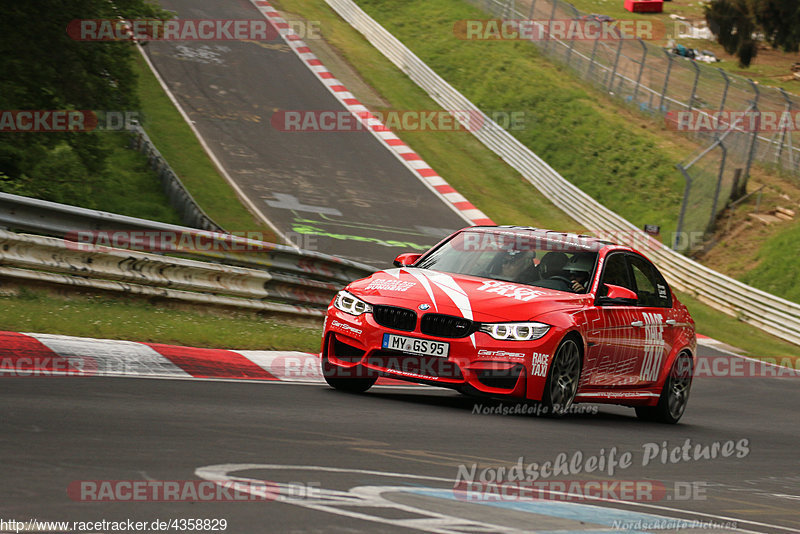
(705, 0, 800, 67)
(0, 0, 168, 187)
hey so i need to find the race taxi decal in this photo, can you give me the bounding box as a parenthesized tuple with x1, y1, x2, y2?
(330, 320, 363, 336)
(640, 312, 665, 382)
(365, 279, 416, 292)
(531, 352, 549, 377)
(477, 349, 525, 359)
(475, 280, 548, 302)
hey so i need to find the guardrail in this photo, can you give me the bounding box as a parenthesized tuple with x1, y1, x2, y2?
(326, 0, 800, 346)
(0, 229, 355, 317)
(128, 125, 224, 232)
(0, 192, 375, 286)
(0, 194, 377, 314)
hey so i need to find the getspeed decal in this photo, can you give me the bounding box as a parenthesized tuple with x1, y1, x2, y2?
(531, 352, 549, 377)
(330, 320, 363, 336)
(475, 280, 548, 302)
(477, 350, 525, 359)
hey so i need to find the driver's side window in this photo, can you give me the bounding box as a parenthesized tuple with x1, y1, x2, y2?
(599, 253, 634, 296)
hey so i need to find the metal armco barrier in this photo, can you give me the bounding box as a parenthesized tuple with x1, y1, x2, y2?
(0, 192, 375, 286)
(0, 229, 367, 317)
(327, 0, 800, 346)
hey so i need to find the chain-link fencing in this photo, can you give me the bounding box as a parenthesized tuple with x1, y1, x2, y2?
(466, 0, 800, 251)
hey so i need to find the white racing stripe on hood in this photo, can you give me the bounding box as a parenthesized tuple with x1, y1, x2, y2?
(413, 270, 477, 348)
(403, 269, 438, 312)
(380, 268, 403, 279)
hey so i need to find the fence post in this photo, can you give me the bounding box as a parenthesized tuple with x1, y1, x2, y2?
(564, 5, 578, 68)
(717, 68, 730, 117)
(543, 0, 558, 53)
(742, 80, 760, 195)
(674, 163, 692, 251)
(528, 0, 537, 17)
(688, 61, 700, 112)
(632, 39, 647, 105)
(708, 142, 727, 232)
(776, 88, 793, 170)
(659, 50, 673, 113)
(586, 36, 600, 81)
(608, 37, 624, 93)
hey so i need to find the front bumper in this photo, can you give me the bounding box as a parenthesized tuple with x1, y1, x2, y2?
(322, 307, 563, 400)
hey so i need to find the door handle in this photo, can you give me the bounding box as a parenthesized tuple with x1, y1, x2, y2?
(630, 321, 644, 327)
(665, 319, 677, 325)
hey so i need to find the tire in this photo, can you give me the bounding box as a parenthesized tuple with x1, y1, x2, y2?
(321, 354, 377, 393)
(636, 352, 693, 424)
(540, 337, 582, 416)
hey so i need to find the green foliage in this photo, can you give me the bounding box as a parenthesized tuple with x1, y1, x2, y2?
(705, 0, 800, 67)
(0, 0, 168, 189)
(739, 219, 800, 303)
(0, 287, 322, 351)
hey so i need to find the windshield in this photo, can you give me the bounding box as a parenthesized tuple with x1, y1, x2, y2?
(415, 230, 600, 293)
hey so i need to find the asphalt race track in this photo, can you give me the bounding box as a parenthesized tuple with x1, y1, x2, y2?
(2, 339, 799, 533)
(143, 0, 469, 267)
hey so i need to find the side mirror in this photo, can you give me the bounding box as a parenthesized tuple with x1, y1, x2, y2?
(598, 284, 638, 305)
(393, 253, 422, 267)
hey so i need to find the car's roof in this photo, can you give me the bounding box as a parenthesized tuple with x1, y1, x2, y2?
(463, 225, 619, 252)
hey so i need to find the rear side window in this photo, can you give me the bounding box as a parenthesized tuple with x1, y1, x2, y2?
(629, 255, 672, 308)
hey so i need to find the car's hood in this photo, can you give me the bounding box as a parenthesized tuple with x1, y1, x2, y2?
(347, 268, 588, 322)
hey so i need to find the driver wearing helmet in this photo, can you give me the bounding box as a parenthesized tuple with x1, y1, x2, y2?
(563, 253, 596, 293)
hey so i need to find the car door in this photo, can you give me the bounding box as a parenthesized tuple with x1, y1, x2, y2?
(626, 254, 676, 387)
(583, 252, 644, 387)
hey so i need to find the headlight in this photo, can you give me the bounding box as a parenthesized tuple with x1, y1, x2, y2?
(479, 322, 550, 341)
(333, 291, 373, 316)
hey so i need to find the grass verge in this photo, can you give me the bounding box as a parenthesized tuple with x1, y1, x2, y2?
(133, 52, 277, 239)
(0, 286, 322, 352)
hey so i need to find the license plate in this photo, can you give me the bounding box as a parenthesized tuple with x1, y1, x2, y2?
(382, 334, 449, 358)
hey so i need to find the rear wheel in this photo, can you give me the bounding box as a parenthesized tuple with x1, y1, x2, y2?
(321, 354, 377, 393)
(636, 352, 693, 424)
(541, 337, 582, 416)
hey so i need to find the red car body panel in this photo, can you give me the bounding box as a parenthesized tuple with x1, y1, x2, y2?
(321, 227, 696, 409)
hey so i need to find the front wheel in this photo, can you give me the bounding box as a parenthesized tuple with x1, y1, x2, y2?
(636, 352, 693, 424)
(321, 354, 377, 393)
(540, 337, 582, 416)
